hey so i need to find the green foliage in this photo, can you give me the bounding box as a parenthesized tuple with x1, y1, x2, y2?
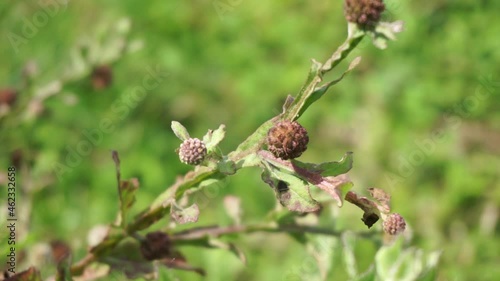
(1, 0, 498, 280)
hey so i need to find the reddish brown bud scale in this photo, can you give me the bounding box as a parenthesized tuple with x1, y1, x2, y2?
(267, 120, 309, 160)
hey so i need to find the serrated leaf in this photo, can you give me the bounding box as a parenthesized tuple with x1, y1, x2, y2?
(290, 151, 353, 177)
(171, 203, 200, 224)
(285, 60, 323, 120)
(299, 57, 361, 118)
(171, 121, 190, 141)
(316, 152, 354, 177)
(203, 124, 226, 152)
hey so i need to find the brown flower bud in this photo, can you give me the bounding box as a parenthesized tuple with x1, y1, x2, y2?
(91, 65, 113, 90)
(267, 120, 309, 160)
(140, 231, 172, 261)
(383, 213, 406, 235)
(344, 0, 385, 28)
(178, 138, 207, 165)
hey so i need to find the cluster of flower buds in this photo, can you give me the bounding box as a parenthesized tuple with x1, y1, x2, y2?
(178, 138, 207, 165)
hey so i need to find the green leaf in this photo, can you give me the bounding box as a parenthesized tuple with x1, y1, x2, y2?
(342, 232, 358, 279)
(307, 235, 341, 281)
(203, 124, 226, 152)
(375, 236, 403, 280)
(260, 151, 353, 207)
(171, 121, 190, 141)
(311, 151, 354, 177)
(171, 203, 200, 224)
(261, 164, 320, 213)
(229, 117, 276, 162)
(284, 60, 323, 120)
(297, 57, 361, 119)
(355, 266, 376, 281)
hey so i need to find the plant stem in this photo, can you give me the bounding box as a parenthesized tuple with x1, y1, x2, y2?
(70, 26, 366, 277)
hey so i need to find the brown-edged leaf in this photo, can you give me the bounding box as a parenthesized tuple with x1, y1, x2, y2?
(368, 187, 391, 214)
(345, 191, 380, 228)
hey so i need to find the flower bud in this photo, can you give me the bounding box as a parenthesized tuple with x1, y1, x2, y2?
(140, 232, 172, 261)
(178, 138, 207, 165)
(344, 0, 385, 28)
(383, 213, 406, 235)
(267, 120, 309, 160)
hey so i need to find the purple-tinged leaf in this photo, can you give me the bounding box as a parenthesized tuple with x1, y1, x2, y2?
(315, 174, 353, 207)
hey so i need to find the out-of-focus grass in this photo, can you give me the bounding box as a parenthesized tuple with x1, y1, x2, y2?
(1, 1, 499, 280)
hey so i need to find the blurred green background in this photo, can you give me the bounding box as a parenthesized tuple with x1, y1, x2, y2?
(1, 0, 499, 280)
